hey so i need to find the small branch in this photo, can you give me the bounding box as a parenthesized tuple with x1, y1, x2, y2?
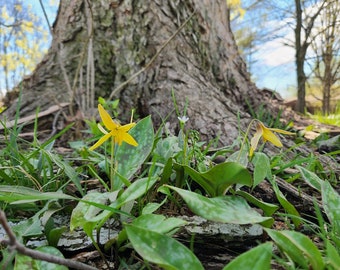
(108, 10, 196, 100)
(0, 211, 98, 270)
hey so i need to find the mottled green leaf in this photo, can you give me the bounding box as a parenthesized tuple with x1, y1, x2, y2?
(0, 185, 74, 204)
(126, 225, 204, 270)
(70, 191, 118, 232)
(322, 181, 340, 231)
(167, 186, 272, 224)
(113, 176, 158, 208)
(235, 190, 279, 217)
(296, 165, 323, 191)
(252, 152, 271, 188)
(182, 162, 252, 197)
(265, 229, 324, 270)
(325, 240, 340, 268)
(113, 116, 154, 189)
(268, 178, 301, 227)
(131, 214, 186, 234)
(223, 242, 272, 270)
(14, 246, 68, 270)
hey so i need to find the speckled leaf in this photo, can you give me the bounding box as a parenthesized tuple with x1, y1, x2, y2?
(223, 242, 272, 270)
(268, 178, 301, 227)
(297, 165, 323, 191)
(167, 186, 272, 224)
(70, 191, 118, 232)
(0, 185, 74, 204)
(113, 176, 158, 208)
(252, 153, 271, 188)
(235, 190, 279, 217)
(265, 229, 324, 270)
(113, 116, 154, 189)
(14, 246, 68, 270)
(322, 181, 340, 231)
(131, 214, 186, 234)
(182, 162, 252, 197)
(125, 225, 204, 270)
(326, 240, 340, 268)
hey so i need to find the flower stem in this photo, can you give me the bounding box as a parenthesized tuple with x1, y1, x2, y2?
(238, 119, 257, 162)
(110, 137, 115, 191)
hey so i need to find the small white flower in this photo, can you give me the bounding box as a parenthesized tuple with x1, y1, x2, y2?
(177, 116, 189, 124)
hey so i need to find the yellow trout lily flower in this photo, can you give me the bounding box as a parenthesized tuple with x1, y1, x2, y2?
(249, 121, 294, 157)
(89, 104, 138, 151)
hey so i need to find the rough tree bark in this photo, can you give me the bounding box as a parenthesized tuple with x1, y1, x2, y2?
(2, 0, 276, 145)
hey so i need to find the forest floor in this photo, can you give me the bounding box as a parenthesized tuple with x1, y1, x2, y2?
(0, 106, 339, 270)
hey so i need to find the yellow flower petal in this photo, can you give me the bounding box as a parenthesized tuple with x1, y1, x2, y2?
(89, 104, 138, 150)
(119, 122, 136, 132)
(269, 128, 295, 135)
(98, 104, 119, 131)
(89, 132, 112, 151)
(262, 127, 282, 147)
(249, 124, 263, 157)
(121, 132, 138, 146)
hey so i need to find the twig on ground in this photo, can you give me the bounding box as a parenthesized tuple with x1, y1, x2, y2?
(0, 211, 98, 270)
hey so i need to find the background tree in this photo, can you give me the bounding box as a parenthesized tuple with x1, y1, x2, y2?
(2, 0, 278, 145)
(0, 0, 48, 92)
(309, 0, 340, 114)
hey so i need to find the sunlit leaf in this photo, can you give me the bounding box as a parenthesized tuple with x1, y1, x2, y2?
(223, 242, 272, 270)
(125, 225, 204, 270)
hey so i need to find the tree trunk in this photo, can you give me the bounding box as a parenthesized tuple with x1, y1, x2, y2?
(2, 0, 273, 145)
(294, 0, 306, 113)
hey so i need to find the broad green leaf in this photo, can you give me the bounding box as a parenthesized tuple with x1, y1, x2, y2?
(322, 181, 340, 231)
(226, 149, 249, 167)
(223, 242, 272, 270)
(113, 116, 154, 189)
(252, 152, 271, 188)
(113, 176, 158, 208)
(326, 240, 340, 269)
(268, 178, 301, 227)
(142, 198, 167, 215)
(98, 176, 158, 229)
(0, 185, 74, 204)
(14, 246, 68, 270)
(12, 214, 43, 239)
(70, 191, 118, 232)
(235, 190, 279, 217)
(132, 214, 186, 234)
(296, 165, 322, 191)
(154, 136, 181, 162)
(33, 246, 68, 270)
(181, 162, 252, 197)
(125, 225, 204, 270)
(265, 229, 324, 270)
(167, 186, 272, 224)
